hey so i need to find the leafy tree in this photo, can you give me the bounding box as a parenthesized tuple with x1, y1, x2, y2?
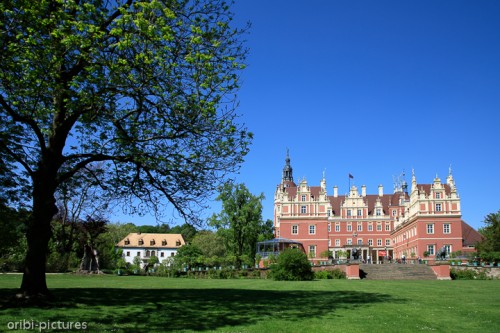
(191, 230, 226, 258)
(0, 0, 250, 296)
(174, 244, 203, 270)
(209, 182, 266, 268)
(168, 223, 197, 243)
(269, 248, 314, 281)
(137, 224, 170, 234)
(477, 210, 500, 262)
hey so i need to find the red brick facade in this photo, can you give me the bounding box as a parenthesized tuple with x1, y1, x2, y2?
(274, 154, 479, 264)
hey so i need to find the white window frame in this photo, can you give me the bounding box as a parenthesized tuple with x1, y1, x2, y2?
(309, 225, 316, 235)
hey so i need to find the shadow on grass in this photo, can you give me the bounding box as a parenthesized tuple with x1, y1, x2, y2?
(0, 287, 402, 331)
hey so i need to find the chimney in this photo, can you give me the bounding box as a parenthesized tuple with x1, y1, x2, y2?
(361, 185, 366, 197)
(333, 186, 338, 198)
(378, 184, 383, 197)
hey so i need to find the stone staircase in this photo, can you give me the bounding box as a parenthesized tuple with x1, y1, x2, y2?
(360, 264, 437, 280)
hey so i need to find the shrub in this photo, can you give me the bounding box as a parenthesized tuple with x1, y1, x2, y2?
(450, 268, 490, 280)
(269, 248, 314, 281)
(315, 269, 346, 280)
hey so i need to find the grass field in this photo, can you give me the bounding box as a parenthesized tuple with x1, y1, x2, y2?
(0, 274, 499, 333)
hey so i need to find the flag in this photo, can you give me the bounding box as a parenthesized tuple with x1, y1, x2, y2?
(349, 174, 354, 179)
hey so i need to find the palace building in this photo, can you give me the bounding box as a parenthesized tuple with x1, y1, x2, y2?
(273, 152, 480, 264)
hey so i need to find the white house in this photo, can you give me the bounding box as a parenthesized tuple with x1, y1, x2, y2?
(116, 232, 185, 267)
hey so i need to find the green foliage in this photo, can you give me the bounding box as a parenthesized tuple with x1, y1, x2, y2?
(450, 268, 490, 280)
(269, 248, 314, 281)
(314, 269, 346, 280)
(149, 255, 159, 266)
(174, 244, 204, 270)
(168, 223, 198, 244)
(0, 0, 250, 293)
(209, 182, 267, 267)
(477, 210, 500, 261)
(191, 231, 226, 258)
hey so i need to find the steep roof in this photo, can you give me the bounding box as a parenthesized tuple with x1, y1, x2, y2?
(461, 221, 483, 247)
(116, 233, 185, 248)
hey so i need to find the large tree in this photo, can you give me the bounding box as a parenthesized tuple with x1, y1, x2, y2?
(0, 0, 251, 296)
(477, 210, 500, 261)
(209, 182, 265, 268)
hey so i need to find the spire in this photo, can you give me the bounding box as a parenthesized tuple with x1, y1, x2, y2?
(411, 168, 417, 193)
(282, 149, 293, 182)
(447, 163, 456, 189)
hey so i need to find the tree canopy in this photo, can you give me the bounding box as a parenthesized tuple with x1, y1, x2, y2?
(0, 0, 251, 296)
(477, 210, 500, 262)
(209, 182, 269, 267)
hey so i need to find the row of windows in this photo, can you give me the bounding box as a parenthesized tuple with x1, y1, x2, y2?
(426, 223, 451, 234)
(125, 251, 175, 258)
(292, 224, 391, 235)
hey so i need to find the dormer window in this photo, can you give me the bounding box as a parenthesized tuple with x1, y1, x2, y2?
(150, 239, 155, 246)
(162, 239, 167, 246)
(138, 239, 144, 245)
(176, 240, 181, 246)
(124, 239, 130, 245)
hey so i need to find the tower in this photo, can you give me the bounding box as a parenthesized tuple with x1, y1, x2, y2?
(282, 149, 293, 183)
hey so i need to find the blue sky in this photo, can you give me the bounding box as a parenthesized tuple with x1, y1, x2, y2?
(114, 0, 500, 230)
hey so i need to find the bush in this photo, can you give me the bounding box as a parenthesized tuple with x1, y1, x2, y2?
(315, 269, 346, 280)
(269, 248, 314, 281)
(450, 268, 490, 280)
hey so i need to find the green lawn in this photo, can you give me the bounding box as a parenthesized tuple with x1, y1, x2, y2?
(0, 274, 499, 332)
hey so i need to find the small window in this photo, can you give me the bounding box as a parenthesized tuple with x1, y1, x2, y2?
(385, 224, 391, 231)
(436, 203, 442, 212)
(368, 224, 373, 232)
(328, 223, 331, 232)
(376, 208, 382, 216)
(357, 239, 363, 245)
(309, 225, 316, 235)
(126, 251, 130, 257)
(176, 240, 181, 246)
(357, 224, 362, 232)
(301, 205, 307, 214)
(138, 239, 144, 245)
(137, 252, 141, 257)
(301, 194, 306, 202)
(292, 225, 298, 235)
(162, 239, 167, 246)
(347, 209, 352, 217)
(150, 239, 155, 246)
(392, 210, 397, 216)
(427, 245, 435, 255)
(171, 252, 175, 257)
(385, 239, 391, 246)
(309, 245, 316, 258)
(151, 250, 155, 257)
(427, 224, 434, 234)
(335, 225, 340, 232)
(443, 224, 450, 234)
(368, 239, 373, 246)
(160, 252, 164, 257)
(335, 239, 340, 246)
(357, 209, 362, 216)
(124, 239, 130, 245)
(377, 224, 382, 231)
(347, 224, 352, 232)
(377, 239, 382, 246)
(146, 250, 150, 257)
(436, 192, 441, 199)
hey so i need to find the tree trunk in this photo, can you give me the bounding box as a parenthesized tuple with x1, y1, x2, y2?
(20, 172, 58, 297)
